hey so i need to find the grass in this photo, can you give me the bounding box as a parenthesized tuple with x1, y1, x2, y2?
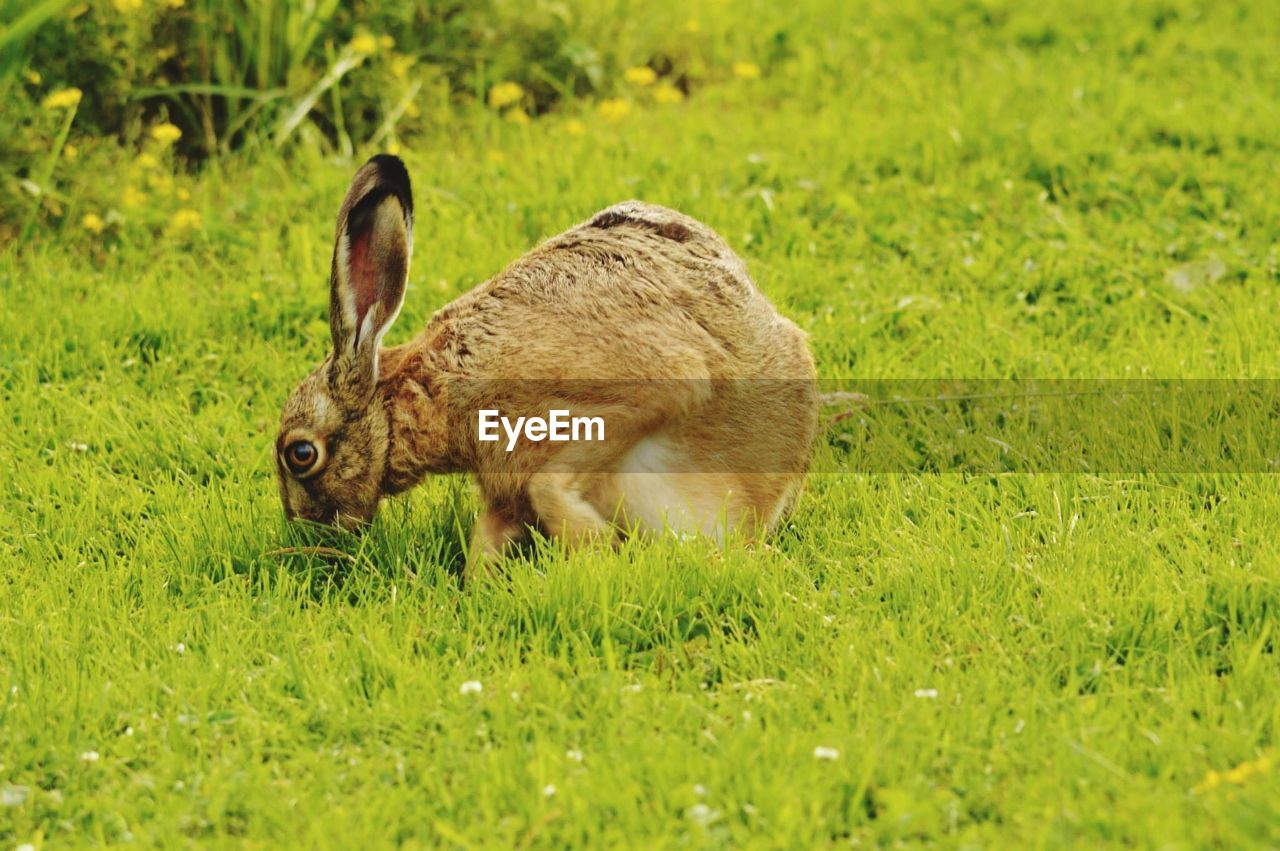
(2, 0, 1280, 846)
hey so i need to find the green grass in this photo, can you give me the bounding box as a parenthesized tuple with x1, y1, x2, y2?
(3, 0, 1280, 846)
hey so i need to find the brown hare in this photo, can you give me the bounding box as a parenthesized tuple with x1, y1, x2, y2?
(276, 154, 818, 575)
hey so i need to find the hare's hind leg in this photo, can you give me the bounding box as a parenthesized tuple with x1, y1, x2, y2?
(607, 382, 814, 542)
(610, 457, 801, 542)
(606, 435, 731, 540)
(525, 382, 713, 551)
(526, 470, 618, 548)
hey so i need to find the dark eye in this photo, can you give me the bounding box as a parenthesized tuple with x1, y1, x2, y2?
(284, 440, 320, 475)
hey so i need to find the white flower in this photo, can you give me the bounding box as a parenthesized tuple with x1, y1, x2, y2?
(2, 785, 29, 806)
(173, 643, 186, 654)
(17, 844, 36, 851)
(459, 680, 483, 695)
(565, 749, 583, 762)
(813, 746, 840, 761)
(686, 803, 719, 826)
(542, 784, 557, 797)
(914, 688, 939, 699)
(693, 783, 707, 797)
(80, 750, 100, 763)
(69, 442, 88, 452)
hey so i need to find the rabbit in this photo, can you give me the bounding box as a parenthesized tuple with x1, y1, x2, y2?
(275, 154, 818, 576)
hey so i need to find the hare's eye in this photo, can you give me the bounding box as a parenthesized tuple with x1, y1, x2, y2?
(284, 440, 321, 476)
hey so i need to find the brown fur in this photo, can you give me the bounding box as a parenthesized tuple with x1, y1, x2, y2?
(276, 157, 818, 576)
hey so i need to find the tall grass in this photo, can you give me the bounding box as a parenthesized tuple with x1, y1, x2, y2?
(3, 0, 715, 162)
(1, 0, 739, 237)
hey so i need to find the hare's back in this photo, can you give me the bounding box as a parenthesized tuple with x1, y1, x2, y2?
(441, 202, 809, 379)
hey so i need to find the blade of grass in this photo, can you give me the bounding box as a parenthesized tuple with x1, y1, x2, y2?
(0, 0, 72, 54)
(19, 96, 77, 241)
(130, 83, 288, 100)
(273, 47, 364, 148)
(325, 41, 353, 159)
(369, 80, 424, 149)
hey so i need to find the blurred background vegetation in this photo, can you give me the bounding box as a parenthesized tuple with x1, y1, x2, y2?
(6, 0, 1276, 268)
(1, 0, 778, 243)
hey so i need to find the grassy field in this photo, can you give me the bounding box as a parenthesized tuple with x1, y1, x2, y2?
(3, 0, 1280, 847)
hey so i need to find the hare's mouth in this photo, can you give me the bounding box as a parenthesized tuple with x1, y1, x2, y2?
(334, 510, 369, 532)
(286, 505, 337, 526)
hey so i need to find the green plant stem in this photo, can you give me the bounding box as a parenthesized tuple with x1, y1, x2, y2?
(274, 47, 364, 148)
(19, 99, 77, 242)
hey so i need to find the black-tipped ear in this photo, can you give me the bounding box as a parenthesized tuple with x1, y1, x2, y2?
(328, 154, 413, 403)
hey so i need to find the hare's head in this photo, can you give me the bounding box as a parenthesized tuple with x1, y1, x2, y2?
(276, 155, 413, 529)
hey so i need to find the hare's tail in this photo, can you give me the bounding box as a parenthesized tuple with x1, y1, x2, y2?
(819, 390, 868, 430)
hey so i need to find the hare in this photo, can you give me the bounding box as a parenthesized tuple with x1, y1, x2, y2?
(276, 154, 818, 574)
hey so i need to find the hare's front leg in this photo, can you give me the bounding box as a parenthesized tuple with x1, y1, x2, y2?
(464, 501, 530, 582)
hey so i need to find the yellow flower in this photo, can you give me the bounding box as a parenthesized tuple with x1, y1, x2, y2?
(167, 0, 185, 7)
(1193, 752, 1273, 794)
(564, 118, 586, 136)
(23, 69, 41, 85)
(176, 187, 191, 201)
(732, 61, 761, 80)
(169, 208, 203, 233)
(485, 150, 506, 164)
(623, 66, 657, 86)
(82, 213, 105, 234)
(390, 54, 415, 80)
(379, 34, 395, 50)
(684, 18, 701, 33)
(113, 0, 143, 11)
(597, 98, 630, 122)
(386, 141, 402, 156)
(42, 87, 82, 110)
(405, 99, 420, 118)
(63, 143, 78, 160)
(504, 107, 531, 126)
(1225, 753, 1272, 781)
(150, 123, 182, 145)
(488, 81, 524, 110)
(350, 32, 377, 55)
(121, 186, 146, 208)
(654, 83, 684, 104)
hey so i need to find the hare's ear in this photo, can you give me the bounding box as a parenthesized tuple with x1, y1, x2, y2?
(327, 154, 413, 403)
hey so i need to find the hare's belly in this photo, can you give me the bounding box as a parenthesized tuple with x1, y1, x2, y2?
(600, 434, 792, 541)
